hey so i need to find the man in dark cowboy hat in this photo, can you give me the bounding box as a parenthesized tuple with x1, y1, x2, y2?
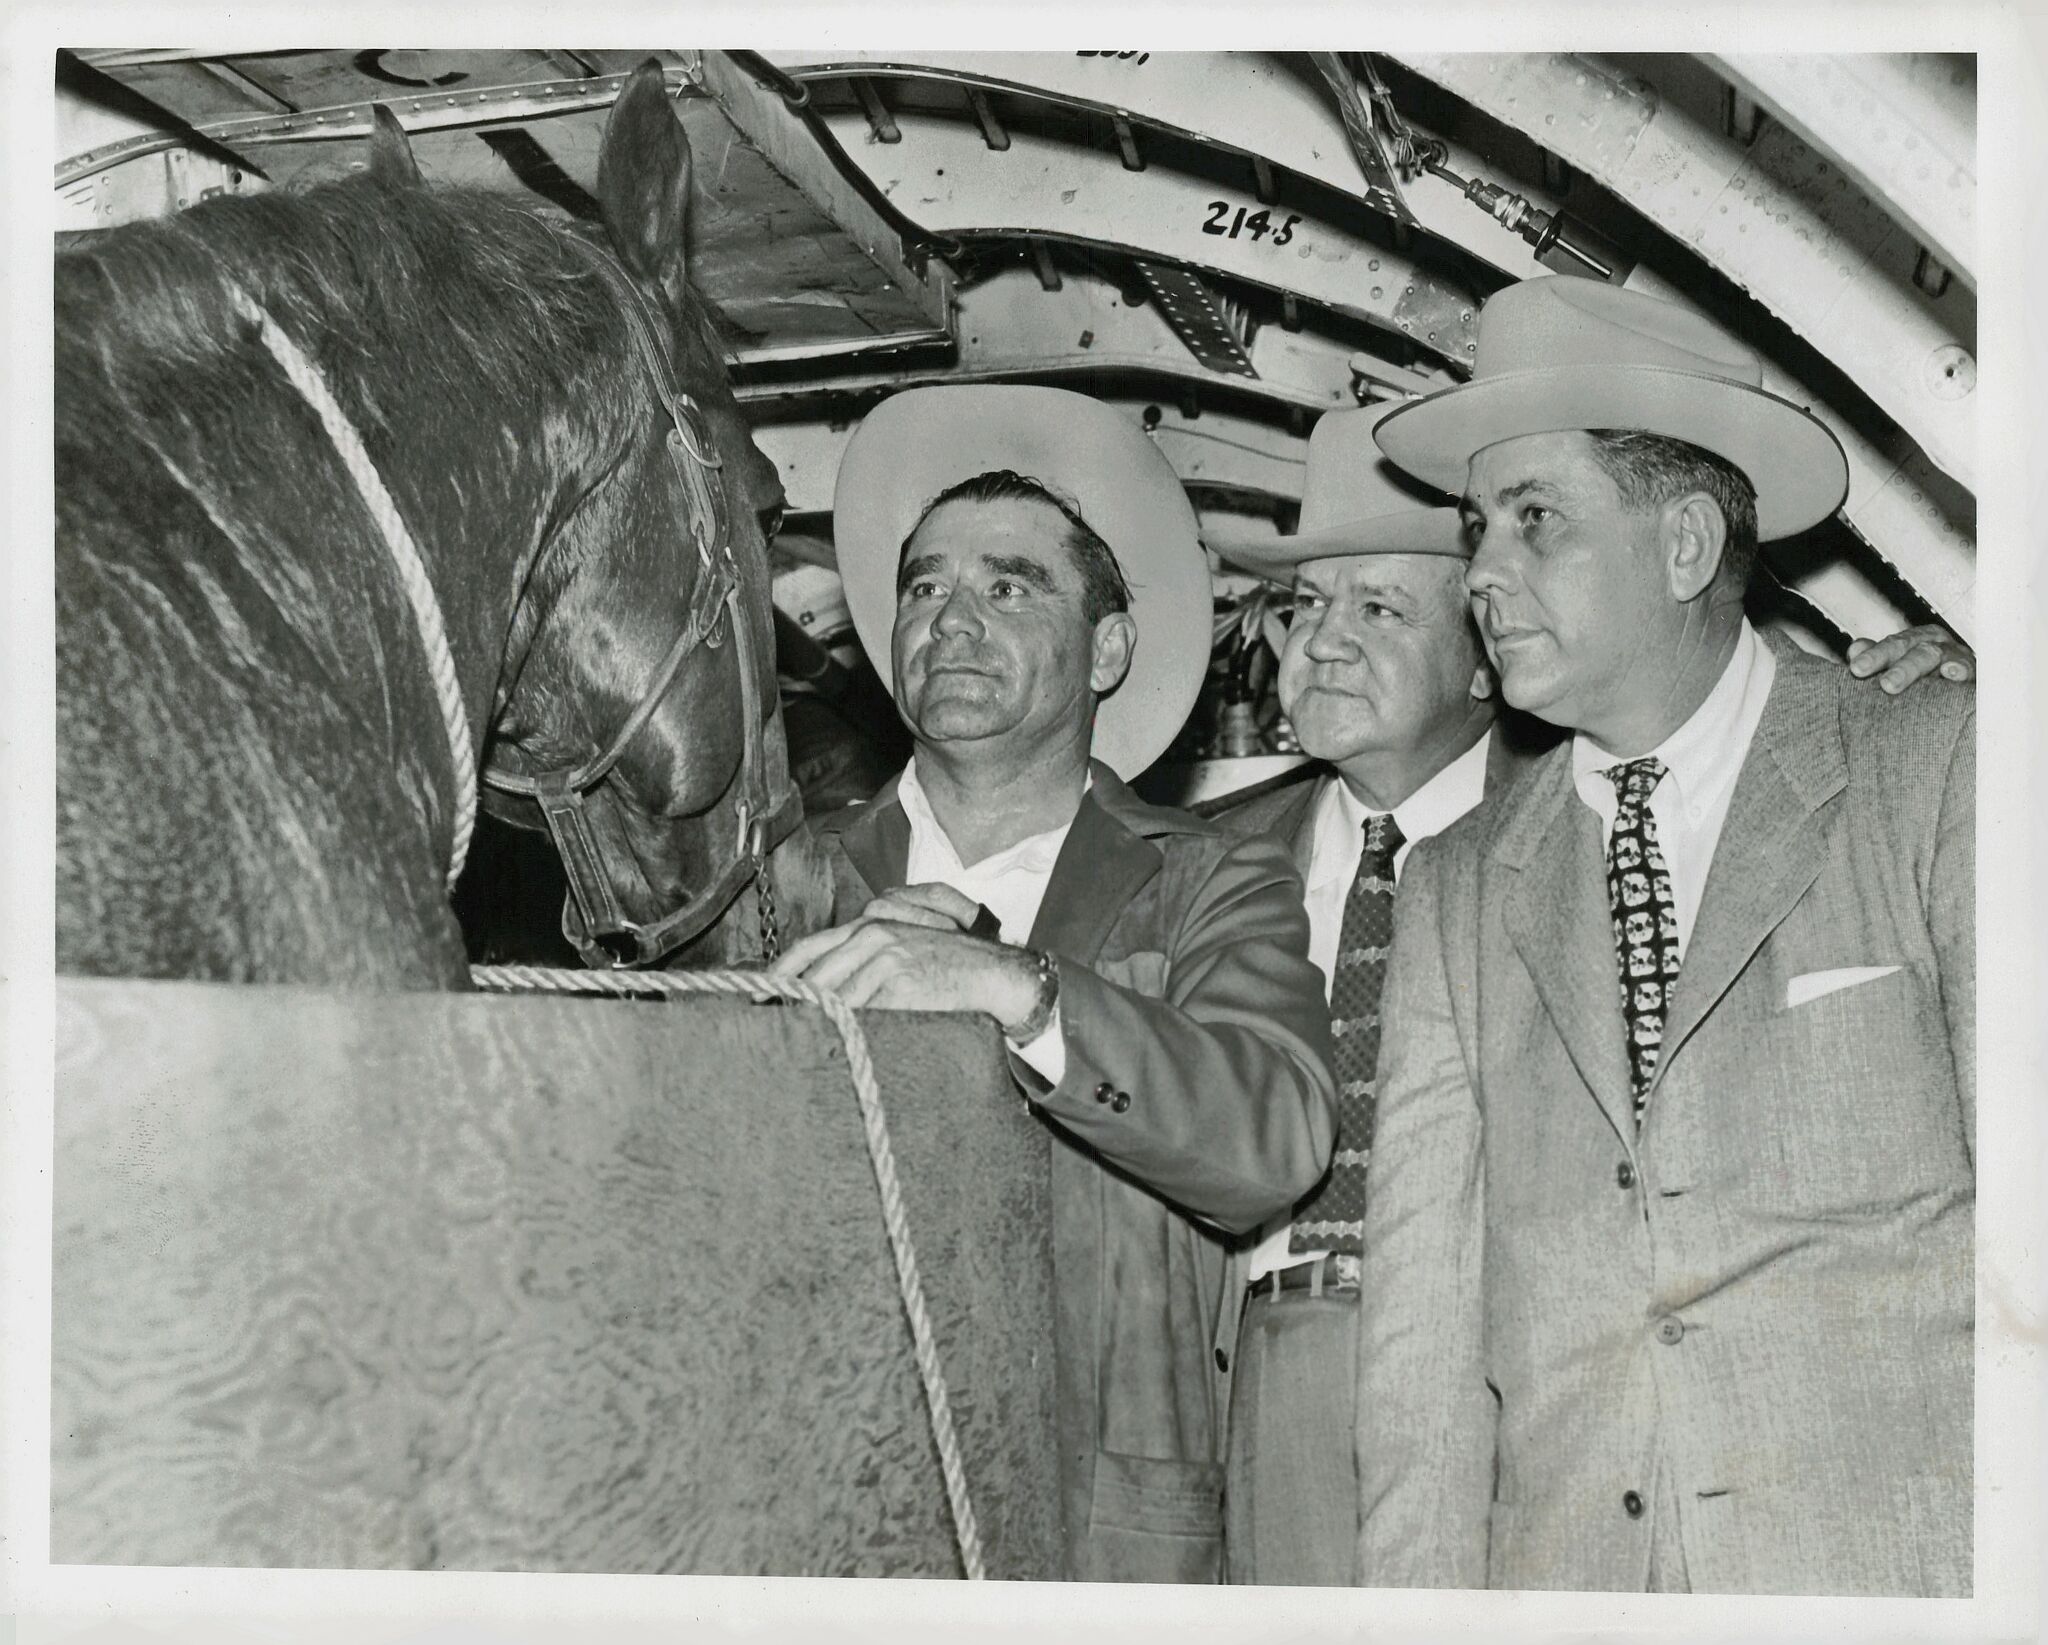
(771, 384, 1337, 1583)
(1354, 277, 1974, 1595)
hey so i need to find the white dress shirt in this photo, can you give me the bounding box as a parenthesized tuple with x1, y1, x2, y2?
(897, 758, 1074, 1081)
(1246, 728, 1494, 1282)
(1569, 619, 1776, 960)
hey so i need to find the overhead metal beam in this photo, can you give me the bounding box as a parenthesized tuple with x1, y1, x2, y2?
(58, 70, 674, 185)
(689, 51, 952, 334)
(806, 106, 1481, 364)
(1707, 53, 1974, 289)
(1389, 53, 1976, 496)
(762, 50, 1412, 221)
(732, 265, 1442, 413)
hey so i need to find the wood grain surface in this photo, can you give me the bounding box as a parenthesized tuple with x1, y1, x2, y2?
(52, 979, 1060, 1577)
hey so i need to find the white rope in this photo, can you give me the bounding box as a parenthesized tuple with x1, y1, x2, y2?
(470, 963, 988, 1581)
(229, 287, 477, 892)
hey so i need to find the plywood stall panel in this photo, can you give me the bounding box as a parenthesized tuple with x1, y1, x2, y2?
(53, 980, 1060, 1578)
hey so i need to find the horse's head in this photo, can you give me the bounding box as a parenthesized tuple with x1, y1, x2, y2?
(458, 64, 828, 965)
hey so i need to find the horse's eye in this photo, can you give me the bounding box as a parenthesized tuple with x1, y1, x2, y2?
(756, 505, 785, 541)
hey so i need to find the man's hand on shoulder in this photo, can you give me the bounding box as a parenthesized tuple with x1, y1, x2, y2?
(767, 895, 1042, 1030)
(1847, 623, 1973, 694)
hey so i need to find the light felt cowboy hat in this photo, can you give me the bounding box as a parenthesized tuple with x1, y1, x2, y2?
(831, 384, 1212, 779)
(1208, 403, 1467, 583)
(1373, 277, 1850, 542)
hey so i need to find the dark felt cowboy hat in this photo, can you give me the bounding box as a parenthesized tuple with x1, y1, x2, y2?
(1208, 404, 1467, 582)
(1373, 277, 1850, 541)
(831, 385, 1212, 778)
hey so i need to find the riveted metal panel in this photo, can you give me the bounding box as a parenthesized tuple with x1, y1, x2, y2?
(1392, 52, 1975, 495)
(807, 107, 1480, 363)
(1130, 262, 1258, 376)
(1710, 53, 1974, 288)
(763, 50, 1410, 220)
(691, 50, 952, 335)
(734, 266, 1440, 413)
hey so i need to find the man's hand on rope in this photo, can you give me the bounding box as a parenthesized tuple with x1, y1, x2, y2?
(768, 888, 1043, 1033)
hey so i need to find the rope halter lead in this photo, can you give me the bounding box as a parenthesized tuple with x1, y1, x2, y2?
(231, 246, 800, 967)
(228, 287, 480, 894)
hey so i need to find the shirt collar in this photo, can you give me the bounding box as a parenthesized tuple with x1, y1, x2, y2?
(897, 757, 1081, 877)
(1571, 619, 1765, 809)
(1309, 727, 1495, 889)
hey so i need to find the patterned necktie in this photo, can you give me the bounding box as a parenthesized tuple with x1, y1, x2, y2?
(1604, 758, 1681, 1123)
(1292, 811, 1405, 1256)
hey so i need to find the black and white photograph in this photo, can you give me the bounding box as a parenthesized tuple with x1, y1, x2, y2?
(3, 10, 2041, 1645)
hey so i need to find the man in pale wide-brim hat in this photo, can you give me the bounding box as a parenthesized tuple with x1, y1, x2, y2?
(1202, 404, 1532, 1587)
(1351, 277, 1975, 1597)
(770, 383, 1337, 1584)
(1206, 398, 1956, 1590)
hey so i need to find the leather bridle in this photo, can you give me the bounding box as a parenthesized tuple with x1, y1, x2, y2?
(481, 241, 802, 968)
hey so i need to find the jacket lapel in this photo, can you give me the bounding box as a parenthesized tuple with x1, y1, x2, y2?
(1029, 764, 1165, 965)
(1485, 712, 1555, 794)
(1650, 649, 1846, 1093)
(1492, 752, 1638, 1144)
(1283, 775, 1325, 882)
(831, 778, 912, 900)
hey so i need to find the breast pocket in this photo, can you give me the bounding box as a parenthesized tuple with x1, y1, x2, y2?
(1751, 961, 1967, 1206)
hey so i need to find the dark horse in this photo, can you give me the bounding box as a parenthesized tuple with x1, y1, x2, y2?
(56, 64, 829, 987)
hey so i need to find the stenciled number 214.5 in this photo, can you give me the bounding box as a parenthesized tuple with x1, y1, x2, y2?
(1201, 202, 1303, 244)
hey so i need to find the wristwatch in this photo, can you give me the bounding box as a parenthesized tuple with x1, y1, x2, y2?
(1008, 947, 1061, 1043)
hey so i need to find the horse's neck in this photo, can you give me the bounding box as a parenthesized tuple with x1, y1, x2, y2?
(231, 279, 599, 885)
(346, 355, 567, 739)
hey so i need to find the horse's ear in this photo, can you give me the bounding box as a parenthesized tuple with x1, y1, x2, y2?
(597, 59, 693, 309)
(368, 105, 424, 188)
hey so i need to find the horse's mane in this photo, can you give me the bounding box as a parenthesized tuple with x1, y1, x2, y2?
(58, 178, 662, 431)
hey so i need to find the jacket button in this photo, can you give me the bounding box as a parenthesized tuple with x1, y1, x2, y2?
(1214, 1347, 1230, 1373)
(1094, 1082, 1113, 1104)
(1616, 1160, 1636, 1189)
(1112, 1091, 1131, 1112)
(1622, 1490, 1645, 1518)
(1655, 1316, 1685, 1346)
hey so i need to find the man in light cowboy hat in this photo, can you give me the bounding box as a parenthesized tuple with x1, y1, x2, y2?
(770, 383, 1338, 1583)
(1353, 276, 1974, 1595)
(1199, 403, 1554, 1586)
(1204, 402, 1960, 1589)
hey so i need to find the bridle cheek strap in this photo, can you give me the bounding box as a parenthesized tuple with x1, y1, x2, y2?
(544, 572, 803, 969)
(481, 240, 802, 970)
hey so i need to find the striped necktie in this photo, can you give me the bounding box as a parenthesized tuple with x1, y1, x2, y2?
(1604, 757, 1681, 1122)
(1291, 811, 1404, 1256)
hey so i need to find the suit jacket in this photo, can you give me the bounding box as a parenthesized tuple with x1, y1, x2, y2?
(1208, 724, 1541, 1386)
(815, 761, 1337, 1582)
(1353, 638, 1975, 1595)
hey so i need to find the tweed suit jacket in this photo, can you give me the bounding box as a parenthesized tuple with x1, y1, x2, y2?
(1353, 640, 1975, 1596)
(816, 761, 1337, 1583)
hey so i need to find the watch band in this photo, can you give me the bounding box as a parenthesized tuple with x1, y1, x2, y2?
(1008, 947, 1061, 1043)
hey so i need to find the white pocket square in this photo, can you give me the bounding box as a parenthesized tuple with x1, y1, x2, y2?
(1785, 965, 1901, 1009)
